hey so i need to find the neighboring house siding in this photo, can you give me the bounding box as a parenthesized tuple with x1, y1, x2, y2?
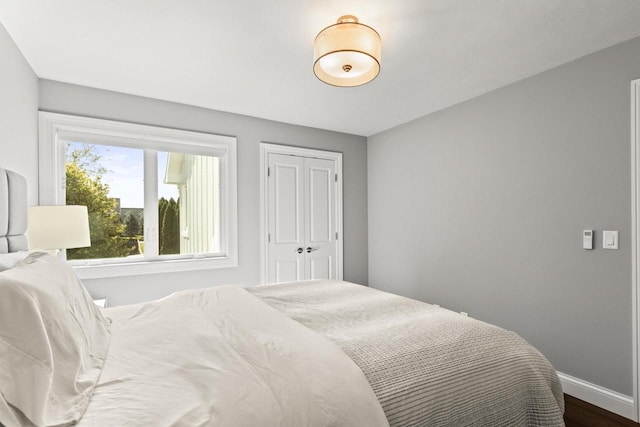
(166, 153, 220, 254)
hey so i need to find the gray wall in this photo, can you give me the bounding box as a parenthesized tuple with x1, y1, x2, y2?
(0, 23, 38, 205)
(38, 80, 368, 306)
(368, 36, 640, 395)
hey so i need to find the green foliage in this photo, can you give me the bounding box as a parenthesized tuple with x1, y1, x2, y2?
(158, 197, 168, 247)
(65, 144, 182, 260)
(66, 144, 108, 178)
(159, 197, 180, 255)
(124, 213, 143, 237)
(65, 149, 130, 260)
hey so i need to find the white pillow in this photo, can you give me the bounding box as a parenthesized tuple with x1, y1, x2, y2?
(0, 252, 111, 427)
(0, 251, 30, 272)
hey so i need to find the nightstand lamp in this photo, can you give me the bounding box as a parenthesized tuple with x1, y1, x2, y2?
(27, 205, 91, 254)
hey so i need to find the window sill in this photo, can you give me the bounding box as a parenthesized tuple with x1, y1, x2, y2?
(71, 256, 238, 280)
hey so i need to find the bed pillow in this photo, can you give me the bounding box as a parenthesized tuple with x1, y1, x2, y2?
(0, 252, 111, 427)
(0, 251, 30, 272)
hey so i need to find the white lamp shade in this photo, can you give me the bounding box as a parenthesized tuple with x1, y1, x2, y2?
(28, 205, 91, 250)
(313, 15, 381, 87)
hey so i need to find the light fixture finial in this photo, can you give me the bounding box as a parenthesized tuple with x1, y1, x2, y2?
(337, 15, 359, 24)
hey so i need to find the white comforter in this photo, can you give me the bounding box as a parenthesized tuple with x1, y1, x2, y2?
(79, 285, 388, 427)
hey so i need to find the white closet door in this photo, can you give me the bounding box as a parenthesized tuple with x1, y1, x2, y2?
(304, 157, 336, 280)
(266, 154, 338, 283)
(267, 154, 305, 283)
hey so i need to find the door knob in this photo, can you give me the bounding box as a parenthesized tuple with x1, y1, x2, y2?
(306, 247, 315, 253)
(296, 247, 303, 254)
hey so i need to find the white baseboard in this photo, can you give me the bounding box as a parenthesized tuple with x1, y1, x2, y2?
(558, 372, 636, 421)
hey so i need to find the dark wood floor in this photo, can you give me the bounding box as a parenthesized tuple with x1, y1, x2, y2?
(564, 395, 639, 427)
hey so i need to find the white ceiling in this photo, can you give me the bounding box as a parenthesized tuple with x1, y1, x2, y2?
(2, 1, 640, 136)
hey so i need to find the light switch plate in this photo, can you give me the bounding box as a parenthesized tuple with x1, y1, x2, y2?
(603, 230, 619, 250)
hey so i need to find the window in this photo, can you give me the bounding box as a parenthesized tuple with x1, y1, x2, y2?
(39, 112, 237, 279)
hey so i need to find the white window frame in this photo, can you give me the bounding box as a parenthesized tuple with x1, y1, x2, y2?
(38, 111, 238, 279)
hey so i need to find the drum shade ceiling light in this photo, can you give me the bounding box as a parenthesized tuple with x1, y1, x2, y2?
(313, 15, 381, 87)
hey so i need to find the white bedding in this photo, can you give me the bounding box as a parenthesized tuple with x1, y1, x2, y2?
(79, 285, 389, 427)
(0, 253, 111, 427)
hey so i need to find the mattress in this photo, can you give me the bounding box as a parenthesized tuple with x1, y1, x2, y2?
(247, 280, 565, 427)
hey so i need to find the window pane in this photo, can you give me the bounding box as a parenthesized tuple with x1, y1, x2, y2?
(65, 142, 144, 260)
(160, 151, 221, 255)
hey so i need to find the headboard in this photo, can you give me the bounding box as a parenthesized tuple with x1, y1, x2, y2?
(0, 167, 28, 253)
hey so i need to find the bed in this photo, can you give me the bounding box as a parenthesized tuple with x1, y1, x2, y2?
(0, 167, 565, 426)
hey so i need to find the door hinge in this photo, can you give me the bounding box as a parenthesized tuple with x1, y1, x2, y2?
(335, 173, 338, 182)
(335, 232, 338, 240)
(268, 167, 271, 177)
(268, 233, 271, 242)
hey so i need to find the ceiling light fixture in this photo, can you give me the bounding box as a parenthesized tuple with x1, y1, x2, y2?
(313, 15, 381, 87)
